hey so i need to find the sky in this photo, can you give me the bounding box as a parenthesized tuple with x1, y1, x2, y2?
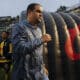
(0, 0, 79, 17)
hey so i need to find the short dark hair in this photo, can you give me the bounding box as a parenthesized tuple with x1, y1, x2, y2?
(26, 3, 41, 15)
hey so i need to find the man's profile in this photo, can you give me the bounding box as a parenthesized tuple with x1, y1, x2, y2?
(11, 3, 51, 80)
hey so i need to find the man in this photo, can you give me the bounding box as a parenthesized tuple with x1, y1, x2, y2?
(11, 3, 52, 80)
(0, 31, 12, 80)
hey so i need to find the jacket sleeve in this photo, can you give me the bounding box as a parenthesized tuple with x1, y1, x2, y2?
(12, 24, 43, 54)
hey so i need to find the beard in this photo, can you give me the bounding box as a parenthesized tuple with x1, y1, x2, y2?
(36, 17, 43, 24)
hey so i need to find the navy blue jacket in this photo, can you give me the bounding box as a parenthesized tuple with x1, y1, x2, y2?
(11, 20, 47, 80)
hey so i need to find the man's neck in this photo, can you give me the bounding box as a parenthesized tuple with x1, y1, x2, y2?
(27, 18, 38, 28)
(2, 38, 7, 41)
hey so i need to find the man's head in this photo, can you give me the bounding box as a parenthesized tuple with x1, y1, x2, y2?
(1, 31, 9, 40)
(26, 3, 43, 25)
